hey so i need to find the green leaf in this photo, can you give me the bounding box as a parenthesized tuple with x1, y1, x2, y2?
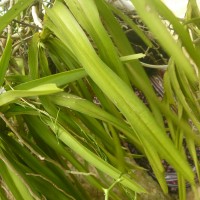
(25, 115, 105, 191)
(130, 0, 198, 87)
(44, 116, 146, 193)
(0, 84, 62, 106)
(0, 35, 12, 86)
(28, 33, 40, 79)
(0, 0, 35, 33)
(120, 53, 145, 62)
(50, 92, 142, 151)
(105, 1, 153, 47)
(64, 0, 130, 85)
(95, 0, 164, 128)
(14, 69, 87, 90)
(38, 45, 51, 76)
(45, 1, 195, 186)
(0, 153, 35, 200)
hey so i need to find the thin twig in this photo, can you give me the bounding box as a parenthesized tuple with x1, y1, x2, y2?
(12, 19, 42, 30)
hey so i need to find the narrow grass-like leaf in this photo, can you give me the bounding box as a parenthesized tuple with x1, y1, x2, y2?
(0, 146, 70, 200)
(130, 0, 198, 87)
(64, 0, 130, 85)
(6, 75, 30, 85)
(0, 35, 12, 86)
(175, 66, 200, 115)
(44, 38, 93, 100)
(44, 38, 79, 71)
(44, 116, 146, 193)
(28, 33, 40, 79)
(168, 61, 200, 131)
(45, 36, 124, 118)
(45, 1, 195, 185)
(0, 84, 62, 106)
(38, 45, 51, 76)
(106, 2, 152, 48)
(148, 0, 200, 66)
(0, 159, 25, 200)
(187, 138, 200, 180)
(5, 104, 38, 116)
(0, 0, 35, 33)
(178, 172, 186, 200)
(186, 0, 200, 28)
(145, 148, 168, 193)
(25, 115, 127, 195)
(95, 0, 165, 129)
(40, 96, 119, 158)
(50, 92, 142, 151)
(0, 152, 35, 200)
(120, 53, 145, 62)
(14, 69, 87, 90)
(1, 134, 87, 200)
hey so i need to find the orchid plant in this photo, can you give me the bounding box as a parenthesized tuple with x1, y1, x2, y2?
(0, 0, 200, 199)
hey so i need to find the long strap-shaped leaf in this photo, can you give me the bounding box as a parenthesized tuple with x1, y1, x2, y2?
(0, 0, 35, 33)
(50, 92, 143, 152)
(14, 69, 86, 90)
(64, 0, 130, 85)
(0, 84, 62, 106)
(95, 0, 165, 129)
(44, 1, 194, 188)
(43, 115, 146, 193)
(0, 35, 12, 86)
(130, 0, 198, 88)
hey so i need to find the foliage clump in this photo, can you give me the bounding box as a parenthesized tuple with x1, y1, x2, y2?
(0, 0, 200, 200)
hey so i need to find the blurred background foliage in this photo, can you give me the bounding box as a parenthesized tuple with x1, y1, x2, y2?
(0, 0, 200, 199)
